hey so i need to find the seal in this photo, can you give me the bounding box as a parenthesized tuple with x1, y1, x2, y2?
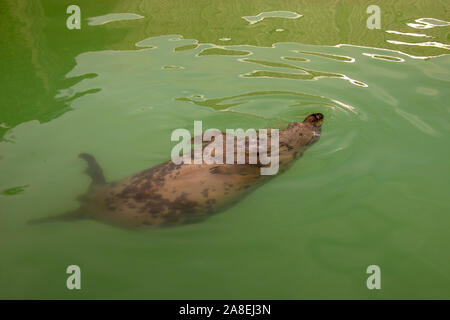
(30, 113, 323, 229)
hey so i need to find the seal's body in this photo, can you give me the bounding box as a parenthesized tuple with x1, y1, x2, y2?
(33, 113, 323, 229)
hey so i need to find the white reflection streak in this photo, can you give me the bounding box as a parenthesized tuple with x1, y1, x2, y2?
(407, 18, 450, 30)
(386, 40, 450, 50)
(385, 30, 431, 38)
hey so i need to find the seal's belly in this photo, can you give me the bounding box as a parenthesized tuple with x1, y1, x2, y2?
(85, 162, 263, 228)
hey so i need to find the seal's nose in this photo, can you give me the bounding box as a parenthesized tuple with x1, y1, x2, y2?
(304, 113, 324, 127)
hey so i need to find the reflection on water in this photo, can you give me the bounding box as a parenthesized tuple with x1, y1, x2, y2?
(1, 185, 29, 196)
(294, 51, 355, 63)
(386, 39, 450, 50)
(198, 48, 251, 56)
(385, 30, 431, 38)
(407, 17, 450, 29)
(177, 90, 358, 118)
(282, 56, 309, 62)
(386, 17, 450, 53)
(362, 53, 404, 62)
(2, 0, 449, 139)
(175, 44, 199, 52)
(242, 11, 302, 25)
(87, 13, 144, 26)
(240, 57, 367, 87)
(0, 0, 449, 299)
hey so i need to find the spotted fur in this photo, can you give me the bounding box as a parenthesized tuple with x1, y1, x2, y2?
(32, 113, 323, 229)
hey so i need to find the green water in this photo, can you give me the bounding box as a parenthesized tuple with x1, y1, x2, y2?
(1, 0, 449, 299)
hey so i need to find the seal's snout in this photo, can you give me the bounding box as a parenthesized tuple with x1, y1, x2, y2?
(304, 113, 324, 128)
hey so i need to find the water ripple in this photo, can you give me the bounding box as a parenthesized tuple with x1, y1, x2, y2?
(242, 11, 302, 25)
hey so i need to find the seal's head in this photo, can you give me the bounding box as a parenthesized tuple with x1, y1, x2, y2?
(285, 113, 324, 149)
(302, 113, 323, 145)
(304, 113, 324, 129)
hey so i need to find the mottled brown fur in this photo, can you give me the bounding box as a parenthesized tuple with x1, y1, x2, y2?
(36, 113, 323, 229)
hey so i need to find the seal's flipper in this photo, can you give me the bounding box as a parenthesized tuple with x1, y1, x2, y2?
(27, 209, 86, 225)
(79, 153, 106, 185)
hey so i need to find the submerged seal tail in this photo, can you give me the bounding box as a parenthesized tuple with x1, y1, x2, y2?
(27, 209, 86, 225)
(27, 153, 105, 225)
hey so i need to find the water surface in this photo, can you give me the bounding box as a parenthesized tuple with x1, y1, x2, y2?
(0, 0, 449, 299)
